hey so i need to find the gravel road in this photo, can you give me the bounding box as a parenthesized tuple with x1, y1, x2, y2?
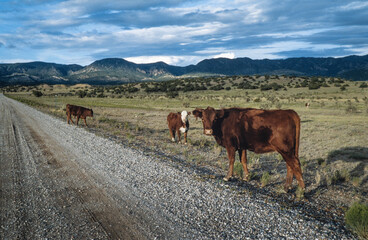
(0, 93, 353, 239)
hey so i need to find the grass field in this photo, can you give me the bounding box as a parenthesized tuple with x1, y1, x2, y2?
(3, 76, 368, 212)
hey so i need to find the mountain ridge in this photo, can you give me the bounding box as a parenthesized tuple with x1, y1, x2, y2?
(1, 55, 368, 86)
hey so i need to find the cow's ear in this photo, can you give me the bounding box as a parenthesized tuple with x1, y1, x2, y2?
(188, 112, 191, 116)
(216, 109, 225, 119)
(192, 108, 203, 119)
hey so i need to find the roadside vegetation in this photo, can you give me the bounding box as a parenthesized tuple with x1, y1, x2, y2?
(2, 75, 368, 238)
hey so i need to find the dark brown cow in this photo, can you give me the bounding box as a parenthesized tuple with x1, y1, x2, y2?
(66, 104, 93, 126)
(167, 110, 190, 144)
(193, 107, 305, 191)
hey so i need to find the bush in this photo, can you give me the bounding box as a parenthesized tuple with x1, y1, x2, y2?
(209, 85, 224, 91)
(237, 81, 257, 89)
(32, 90, 43, 97)
(308, 82, 321, 90)
(166, 91, 179, 98)
(328, 170, 350, 185)
(260, 83, 283, 91)
(76, 90, 87, 98)
(346, 102, 358, 114)
(345, 202, 368, 239)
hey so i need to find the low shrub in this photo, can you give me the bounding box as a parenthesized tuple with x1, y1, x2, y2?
(345, 202, 368, 239)
(261, 171, 271, 187)
(327, 170, 350, 185)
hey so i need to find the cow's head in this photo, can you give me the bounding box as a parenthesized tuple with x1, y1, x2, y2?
(181, 110, 190, 123)
(193, 107, 224, 135)
(88, 109, 94, 117)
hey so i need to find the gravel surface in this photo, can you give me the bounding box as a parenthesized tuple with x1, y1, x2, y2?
(0, 93, 354, 239)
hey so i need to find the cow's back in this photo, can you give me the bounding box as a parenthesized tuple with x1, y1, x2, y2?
(167, 112, 181, 129)
(241, 109, 300, 154)
(66, 104, 85, 116)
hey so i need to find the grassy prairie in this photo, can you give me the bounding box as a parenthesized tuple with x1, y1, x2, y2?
(3, 76, 368, 213)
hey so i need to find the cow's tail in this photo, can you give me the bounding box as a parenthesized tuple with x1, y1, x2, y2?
(66, 104, 69, 115)
(293, 111, 301, 159)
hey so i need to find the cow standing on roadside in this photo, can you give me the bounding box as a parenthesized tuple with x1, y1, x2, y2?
(66, 104, 93, 126)
(167, 111, 190, 144)
(193, 107, 305, 192)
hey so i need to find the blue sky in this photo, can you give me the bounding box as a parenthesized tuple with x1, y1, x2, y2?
(1, 0, 368, 66)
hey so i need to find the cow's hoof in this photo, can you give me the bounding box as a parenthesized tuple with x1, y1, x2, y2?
(223, 177, 230, 182)
(242, 176, 249, 181)
(283, 186, 291, 193)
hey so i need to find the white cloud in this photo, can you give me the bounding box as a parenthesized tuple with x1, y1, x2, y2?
(126, 55, 203, 66)
(233, 41, 346, 59)
(112, 22, 226, 44)
(254, 28, 336, 39)
(337, 1, 368, 11)
(348, 45, 368, 56)
(213, 52, 235, 59)
(0, 58, 35, 64)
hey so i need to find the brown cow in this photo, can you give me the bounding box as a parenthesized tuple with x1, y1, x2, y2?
(66, 104, 93, 126)
(193, 107, 305, 191)
(167, 110, 190, 144)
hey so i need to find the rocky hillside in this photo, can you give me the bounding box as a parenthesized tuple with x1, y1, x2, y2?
(1, 55, 368, 86)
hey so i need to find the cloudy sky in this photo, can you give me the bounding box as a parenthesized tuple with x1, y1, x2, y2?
(1, 0, 368, 66)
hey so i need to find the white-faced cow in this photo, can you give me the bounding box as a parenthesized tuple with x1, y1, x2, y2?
(193, 107, 305, 192)
(167, 110, 190, 144)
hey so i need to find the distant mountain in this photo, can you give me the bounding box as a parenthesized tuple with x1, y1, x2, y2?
(69, 58, 186, 84)
(1, 55, 368, 86)
(0, 62, 83, 86)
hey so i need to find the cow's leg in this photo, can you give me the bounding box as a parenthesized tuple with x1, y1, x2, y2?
(289, 156, 305, 190)
(280, 152, 305, 191)
(171, 129, 176, 142)
(69, 114, 75, 124)
(224, 147, 236, 181)
(239, 149, 249, 181)
(177, 129, 181, 144)
(183, 131, 188, 144)
(67, 113, 70, 124)
(168, 125, 175, 142)
(284, 162, 294, 192)
(83, 118, 88, 126)
(76, 116, 80, 126)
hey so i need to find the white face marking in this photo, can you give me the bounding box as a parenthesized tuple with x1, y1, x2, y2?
(180, 127, 187, 133)
(181, 110, 188, 123)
